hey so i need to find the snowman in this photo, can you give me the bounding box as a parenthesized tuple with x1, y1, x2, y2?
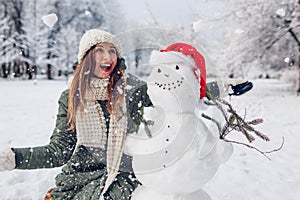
(125, 43, 233, 200)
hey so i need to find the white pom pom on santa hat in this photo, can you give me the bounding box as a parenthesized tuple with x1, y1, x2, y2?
(150, 43, 207, 99)
(150, 50, 196, 68)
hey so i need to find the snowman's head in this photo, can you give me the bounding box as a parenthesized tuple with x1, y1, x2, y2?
(147, 43, 207, 113)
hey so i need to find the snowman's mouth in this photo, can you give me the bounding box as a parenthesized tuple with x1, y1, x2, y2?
(154, 77, 184, 90)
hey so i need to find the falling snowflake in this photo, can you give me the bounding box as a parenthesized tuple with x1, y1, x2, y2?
(276, 8, 286, 17)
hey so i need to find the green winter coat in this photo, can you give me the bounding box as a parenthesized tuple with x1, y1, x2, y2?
(12, 74, 152, 200)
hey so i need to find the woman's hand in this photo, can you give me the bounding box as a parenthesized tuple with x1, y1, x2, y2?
(0, 148, 15, 171)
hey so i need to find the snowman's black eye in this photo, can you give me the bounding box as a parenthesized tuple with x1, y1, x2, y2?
(175, 65, 180, 70)
(158, 68, 161, 73)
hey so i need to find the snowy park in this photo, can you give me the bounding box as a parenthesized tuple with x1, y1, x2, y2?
(0, 77, 299, 199)
(1, 0, 300, 199)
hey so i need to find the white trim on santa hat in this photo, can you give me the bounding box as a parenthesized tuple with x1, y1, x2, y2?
(150, 50, 196, 68)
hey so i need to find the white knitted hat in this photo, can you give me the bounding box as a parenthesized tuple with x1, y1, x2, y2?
(77, 29, 122, 63)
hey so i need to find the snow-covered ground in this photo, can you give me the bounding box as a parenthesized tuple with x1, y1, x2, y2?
(0, 78, 299, 200)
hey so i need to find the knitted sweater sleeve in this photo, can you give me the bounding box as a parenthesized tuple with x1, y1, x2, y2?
(12, 89, 77, 169)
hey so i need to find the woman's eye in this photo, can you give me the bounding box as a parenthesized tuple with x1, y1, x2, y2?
(109, 49, 116, 54)
(175, 65, 179, 70)
(158, 68, 161, 73)
(95, 48, 104, 53)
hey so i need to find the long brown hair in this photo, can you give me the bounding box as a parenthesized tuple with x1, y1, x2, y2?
(68, 46, 125, 130)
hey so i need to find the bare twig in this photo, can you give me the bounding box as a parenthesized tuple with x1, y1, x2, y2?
(201, 113, 222, 135)
(222, 138, 272, 160)
(265, 137, 285, 154)
(223, 137, 285, 161)
(144, 2, 160, 26)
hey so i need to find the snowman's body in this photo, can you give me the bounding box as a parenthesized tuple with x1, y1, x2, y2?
(125, 51, 233, 199)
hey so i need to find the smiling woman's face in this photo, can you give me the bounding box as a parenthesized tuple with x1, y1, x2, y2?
(93, 42, 118, 79)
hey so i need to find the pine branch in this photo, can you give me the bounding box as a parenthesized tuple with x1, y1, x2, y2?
(248, 119, 263, 125)
(219, 98, 270, 142)
(202, 98, 283, 160)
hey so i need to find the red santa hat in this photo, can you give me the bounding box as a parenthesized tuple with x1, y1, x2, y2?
(150, 42, 206, 99)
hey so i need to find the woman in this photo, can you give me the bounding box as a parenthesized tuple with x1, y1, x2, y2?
(0, 29, 152, 200)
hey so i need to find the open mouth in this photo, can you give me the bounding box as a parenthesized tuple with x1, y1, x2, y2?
(100, 63, 112, 73)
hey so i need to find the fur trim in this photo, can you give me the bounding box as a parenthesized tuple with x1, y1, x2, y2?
(149, 50, 196, 68)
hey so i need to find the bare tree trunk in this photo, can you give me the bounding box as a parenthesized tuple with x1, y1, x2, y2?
(288, 30, 300, 95)
(298, 46, 300, 95)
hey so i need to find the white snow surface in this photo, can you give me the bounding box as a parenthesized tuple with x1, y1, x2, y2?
(0, 78, 299, 200)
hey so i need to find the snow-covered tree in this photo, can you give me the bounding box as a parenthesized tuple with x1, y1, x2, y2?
(188, 0, 297, 79)
(0, 2, 10, 78)
(0, 0, 30, 78)
(0, 0, 124, 79)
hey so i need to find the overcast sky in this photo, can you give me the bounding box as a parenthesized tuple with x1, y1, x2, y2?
(117, 0, 224, 25)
